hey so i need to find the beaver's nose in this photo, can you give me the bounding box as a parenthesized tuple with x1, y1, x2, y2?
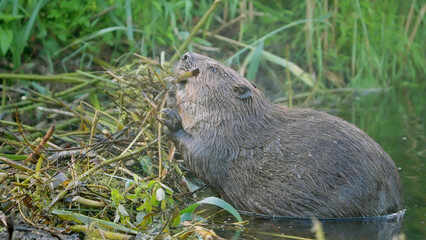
(181, 52, 193, 62)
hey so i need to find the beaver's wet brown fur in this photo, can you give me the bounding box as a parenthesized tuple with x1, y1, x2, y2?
(160, 52, 404, 218)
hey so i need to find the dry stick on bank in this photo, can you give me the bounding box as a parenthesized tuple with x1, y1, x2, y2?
(45, 139, 158, 211)
(2, 26, 196, 240)
(14, 109, 51, 168)
(25, 125, 55, 165)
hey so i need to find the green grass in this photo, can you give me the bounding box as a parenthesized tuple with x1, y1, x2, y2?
(0, 0, 423, 93)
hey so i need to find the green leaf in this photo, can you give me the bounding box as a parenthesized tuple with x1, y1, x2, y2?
(0, 28, 12, 55)
(145, 201, 152, 213)
(181, 203, 198, 214)
(146, 180, 157, 189)
(180, 197, 242, 222)
(247, 40, 264, 80)
(89, 91, 101, 110)
(161, 199, 166, 210)
(117, 204, 129, 217)
(166, 196, 175, 206)
(136, 212, 146, 224)
(126, 194, 137, 201)
(22, 0, 48, 47)
(180, 213, 207, 223)
(111, 189, 125, 204)
(226, 19, 316, 87)
(138, 155, 153, 175)
(152, 1, 162, 11)
(184, 0, 192, 26)
(170, 207, 181, 227)
(136, 200, 149, 211)
(260, 51, 314, 87)
(150, 191, 159, 206)
(0, 13, 24, 21)
(124, 179, 134, 189)
(158, 182, 173, 194)
(0, 154, 27, 161)
(193, 37, 212, 46)
(134, 186, 142, 196)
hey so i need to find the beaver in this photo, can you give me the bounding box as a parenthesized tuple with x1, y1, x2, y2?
(159, 52, 404, 218)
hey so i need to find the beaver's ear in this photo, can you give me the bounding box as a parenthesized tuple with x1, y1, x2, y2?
(233, 84, 252, 100)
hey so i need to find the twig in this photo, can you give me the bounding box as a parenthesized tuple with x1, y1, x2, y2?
(0, 73, 88, 84)
(28, 125, 55, 167)
(120, 124, 150, 156)
(14, 108, 48, 164)
(149, 66, 167, 89)
(72, 196, 106, 208)
(153, 214, 172, 240)
(70, 225, 133, 240)
(158, 97, 167, 180)
(0, 157, 34, 173)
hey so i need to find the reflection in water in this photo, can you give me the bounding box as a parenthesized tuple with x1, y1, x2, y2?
(212, 210, 405, 240)
(238, 211, 404, 240)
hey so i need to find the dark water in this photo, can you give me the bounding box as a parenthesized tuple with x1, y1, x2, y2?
(338, 90, 425, 240)
(216, 212, 405, 240)
(207, 89, 425, 240)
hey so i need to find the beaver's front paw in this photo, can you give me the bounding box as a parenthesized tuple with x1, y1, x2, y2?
(158, 108, 182, 132)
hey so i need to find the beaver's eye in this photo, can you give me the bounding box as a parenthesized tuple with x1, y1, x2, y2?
(209, 66, 217, 73)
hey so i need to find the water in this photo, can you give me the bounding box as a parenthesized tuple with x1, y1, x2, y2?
(216, 212, 405, 240)
(203, 89, 425, 240)
(342, 90, 425, 239)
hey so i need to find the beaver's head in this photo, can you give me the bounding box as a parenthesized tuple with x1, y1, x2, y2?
(173, 52, 281, 153)
(176, 52, 261, 102)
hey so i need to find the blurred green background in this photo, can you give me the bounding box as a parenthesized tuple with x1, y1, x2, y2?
(1, 0, 424, 94)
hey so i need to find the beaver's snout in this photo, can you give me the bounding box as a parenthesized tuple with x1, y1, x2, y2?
(181, 52, 196, 62)
(178, 52, 198, 72)
(181, 53, 190, 61)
